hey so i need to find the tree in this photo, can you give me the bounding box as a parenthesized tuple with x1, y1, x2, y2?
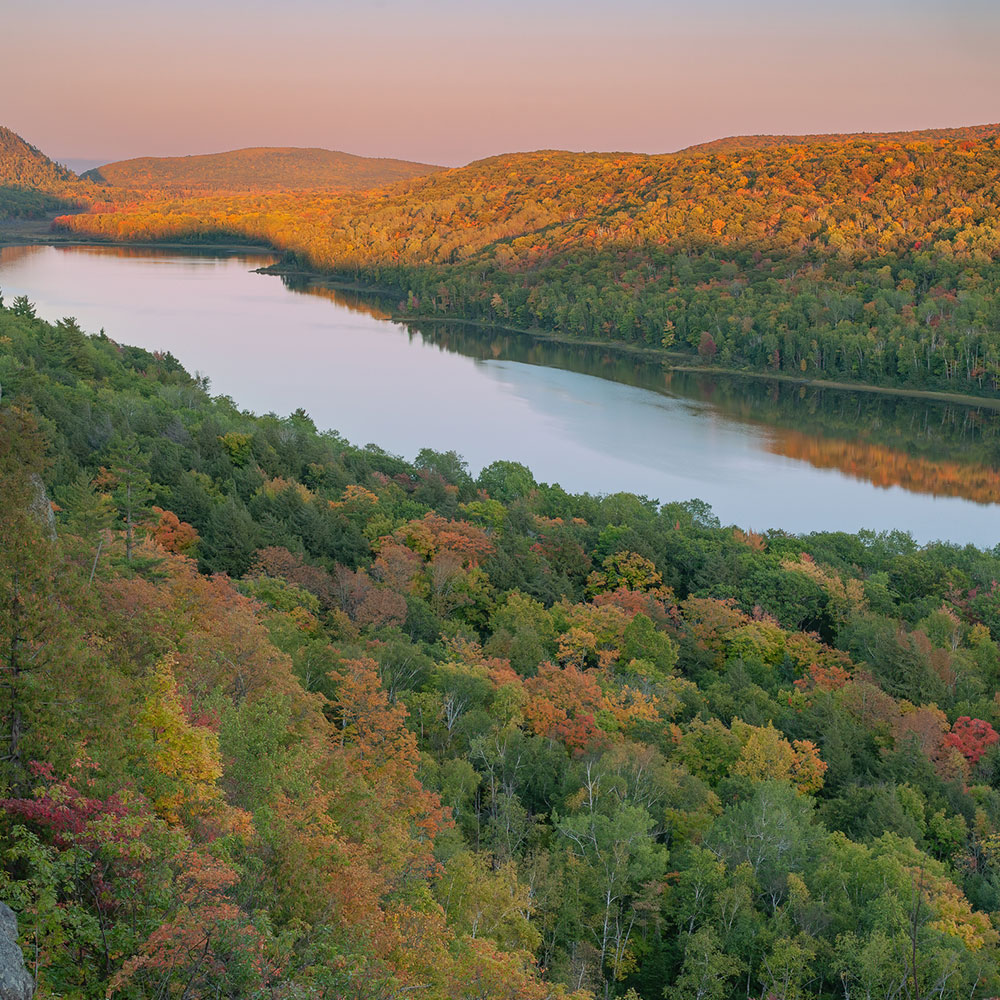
(110, 850, 279, 1000)
(758, 932, 818, 1000)
(332, 657, 450, 883)
(556, 794, 668, 990)
(730, 720, 828, 794)
(435, 850, 541, 954)
(476, 461, 537, 504)
(1, 759, 167, 991)
(943, 716, 999, 766)
(134, 657, 227, 826)
(697, 332, 717, 362)
(0, 405, 55, 782)
(100, 436, 154, 563)
(415, 447, 474, 493)
(484, 590, 556, 676)
(55, 471, 115, 582)
(149, 507, 199, 555)
(674, 926, 743, 1000)
(199, 496, 259, 576)
(707, 781, 820, 913)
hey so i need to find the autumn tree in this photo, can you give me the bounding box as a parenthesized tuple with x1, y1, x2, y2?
(99, 435, 155, 563)
(0, 406, 55, 781)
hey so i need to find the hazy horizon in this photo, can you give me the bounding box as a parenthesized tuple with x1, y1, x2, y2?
(42, 115, 999, 176)
(5, 0, 997, 168)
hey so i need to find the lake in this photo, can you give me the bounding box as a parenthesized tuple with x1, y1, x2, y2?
(1, 243, 998, 546)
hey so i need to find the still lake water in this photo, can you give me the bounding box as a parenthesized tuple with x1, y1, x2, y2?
(1, 244, 998, 547)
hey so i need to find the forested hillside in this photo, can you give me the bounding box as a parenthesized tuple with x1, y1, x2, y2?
(673, 123, 1000, 156)
(82, 146, 443, 194)
(0, 127, 90, 220)
(54, 127, 1000, 396)
(3, 292, 1000, 998)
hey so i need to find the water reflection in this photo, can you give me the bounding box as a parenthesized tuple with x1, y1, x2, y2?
(0, 245, 997, 544)
(277, 276, 395, 321)
(57, 244, 276, 267)
(279, 273, 1000, 507)
(0, 245, 45, 268)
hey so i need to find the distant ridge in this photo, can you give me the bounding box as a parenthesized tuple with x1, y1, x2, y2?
(674, 122, 1000, 156)
(82, 146, 445, 193)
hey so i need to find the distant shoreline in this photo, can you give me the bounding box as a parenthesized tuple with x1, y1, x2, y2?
(4, 226, 1000, 412)
(0, 214, 274, 254)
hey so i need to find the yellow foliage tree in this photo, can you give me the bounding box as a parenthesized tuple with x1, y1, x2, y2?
(136, 657, 225, 826)
(436, 850, 541, 955)
(731, 720, 828, 794)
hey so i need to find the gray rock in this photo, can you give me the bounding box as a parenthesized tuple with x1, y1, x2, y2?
(0, 903, 33, 1000)
(27, 475, 56, 542)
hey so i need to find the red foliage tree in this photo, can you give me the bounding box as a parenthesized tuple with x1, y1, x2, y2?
(943, 716, 1000, 765)
(149, 507, 199, 554)
(697, 331, 718, 361)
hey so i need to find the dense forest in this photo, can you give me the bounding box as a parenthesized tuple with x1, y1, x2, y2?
(672, 124, 1000, 157)
(0, 128, 90, 221)
(3, 292, 1000, 999)
(45, 125, 1000, 396)
(81, 147, 443, 195)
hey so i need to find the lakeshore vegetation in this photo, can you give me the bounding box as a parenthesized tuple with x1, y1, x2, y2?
(33, 123, 1000, 398)
(5, 123, 1000, 396)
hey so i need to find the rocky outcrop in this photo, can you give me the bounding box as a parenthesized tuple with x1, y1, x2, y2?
(0, 380, 55, 543)
(0, 904, 33, 1000)
(27, 474, 56, 542)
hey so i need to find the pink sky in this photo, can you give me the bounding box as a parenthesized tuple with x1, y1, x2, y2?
(5, 0, 998, 166)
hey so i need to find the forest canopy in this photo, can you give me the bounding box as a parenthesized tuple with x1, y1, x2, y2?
(81, 146, 444, 194)
(5, 119, 1000, 994)
(2, 293, 1000, 998)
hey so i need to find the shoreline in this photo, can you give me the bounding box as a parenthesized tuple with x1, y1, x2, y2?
(262, 267, 1000, 412)
(0, 233, 276, 255)
(5, 231, 1000, 411)
(0, 215, 275, 254)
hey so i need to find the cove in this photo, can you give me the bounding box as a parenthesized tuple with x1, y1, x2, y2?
(1, 243, 997, 547)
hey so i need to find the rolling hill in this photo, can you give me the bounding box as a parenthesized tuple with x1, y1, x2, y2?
(674, 121, 1000, 155)
(81, 146, 444, 193)
(0, 125, 88, 219)
(0, 125, 77, 188)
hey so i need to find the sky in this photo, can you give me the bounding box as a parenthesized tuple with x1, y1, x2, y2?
(3, 0, 998, 167)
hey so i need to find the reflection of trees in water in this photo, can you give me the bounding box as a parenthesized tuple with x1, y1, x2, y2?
(689, 377, 1000, 469)
(399, 318, 1000, 503)
(405, 319, 1000, 458)
(405, 319, 672, 386)
(51, 245, 279, 267)
(0, 244, 45, 267)
(278, 274, 395, 321)
(770, 432, 1000, 505)
(280, 278, 1000, 503)
(661, 380, 1000, 504)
